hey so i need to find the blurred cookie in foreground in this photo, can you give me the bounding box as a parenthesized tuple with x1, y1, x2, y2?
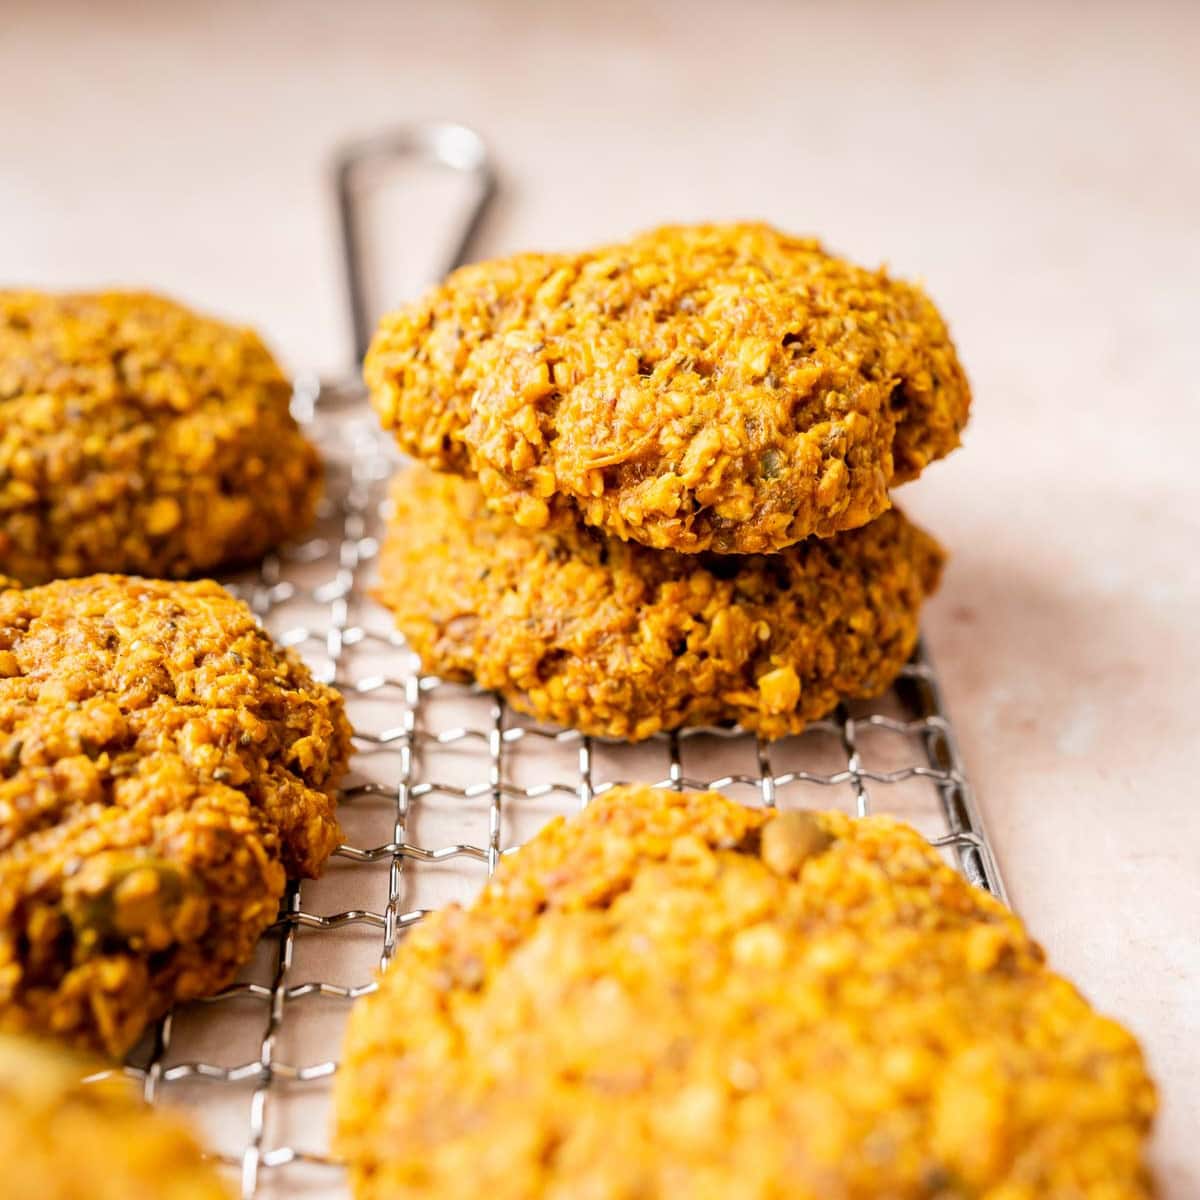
(0, 574, 352, 1056)
(366, 222, 970, 554)
(0, 1033, 232, 1200)
(0, 290, 322, 584)
(375, 466, 944, 740)
(335, 786, 1156, 1200)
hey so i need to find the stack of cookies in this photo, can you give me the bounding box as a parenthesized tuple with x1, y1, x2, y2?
(366, 222, 970, 740)
(352, 228, 1154, 1197)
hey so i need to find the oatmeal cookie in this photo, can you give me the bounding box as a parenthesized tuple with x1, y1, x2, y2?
(366, 223, 970, 554)
(0, 575, 351, 1055)
(0, 1033, 232, 1199)
(0, 290, 322, 584)
(376, 467, 944, 740)
(336, 786, 1156, 1200)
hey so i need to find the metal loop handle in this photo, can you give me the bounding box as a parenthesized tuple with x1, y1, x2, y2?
(333, 122, 496, 365)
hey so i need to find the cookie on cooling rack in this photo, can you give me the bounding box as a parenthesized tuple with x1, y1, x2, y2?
(374, 466, 944, 740)
(0, 290, 323, 584)
(0, 574, 352, 1056)
(365, 222, 970, 555)
(0, 1033, 232, 1199)
(335, 785, 1156, 1200)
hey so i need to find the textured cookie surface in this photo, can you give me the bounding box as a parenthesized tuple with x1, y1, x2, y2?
(0, 575, 352, 1055)
(366, 223, 970, 554)
(376, 467, 943, 740)
(336, 787, 1156, 1200)
(0, 290, 322, 584)
(0, 1033, 232, 1200)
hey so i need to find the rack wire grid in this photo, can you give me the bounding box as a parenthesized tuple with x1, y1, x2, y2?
(102, 375, 1003, 1199)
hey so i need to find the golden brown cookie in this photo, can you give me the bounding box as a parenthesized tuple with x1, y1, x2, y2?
(335, 786, 1156, 1200)
(0, 1033, 233, 1200)
(367, 223, 970, 554)
(376, 467, 944, 740)
(0, 290, 322, 584)
(0, 575, 352, 1056)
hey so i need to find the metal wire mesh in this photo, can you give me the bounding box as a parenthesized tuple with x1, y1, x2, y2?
(113, 378, 1003, 1199)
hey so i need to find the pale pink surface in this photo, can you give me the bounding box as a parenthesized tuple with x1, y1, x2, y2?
(4, 0, 1198, 1191)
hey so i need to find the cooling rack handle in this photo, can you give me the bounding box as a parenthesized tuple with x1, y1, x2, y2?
(332, 121, 497, 366)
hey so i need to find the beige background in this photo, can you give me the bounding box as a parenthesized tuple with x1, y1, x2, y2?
(4, 0, 1198, 1191)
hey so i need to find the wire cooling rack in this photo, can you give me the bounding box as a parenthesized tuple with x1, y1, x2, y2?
(109, 377, 1004, 1199)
